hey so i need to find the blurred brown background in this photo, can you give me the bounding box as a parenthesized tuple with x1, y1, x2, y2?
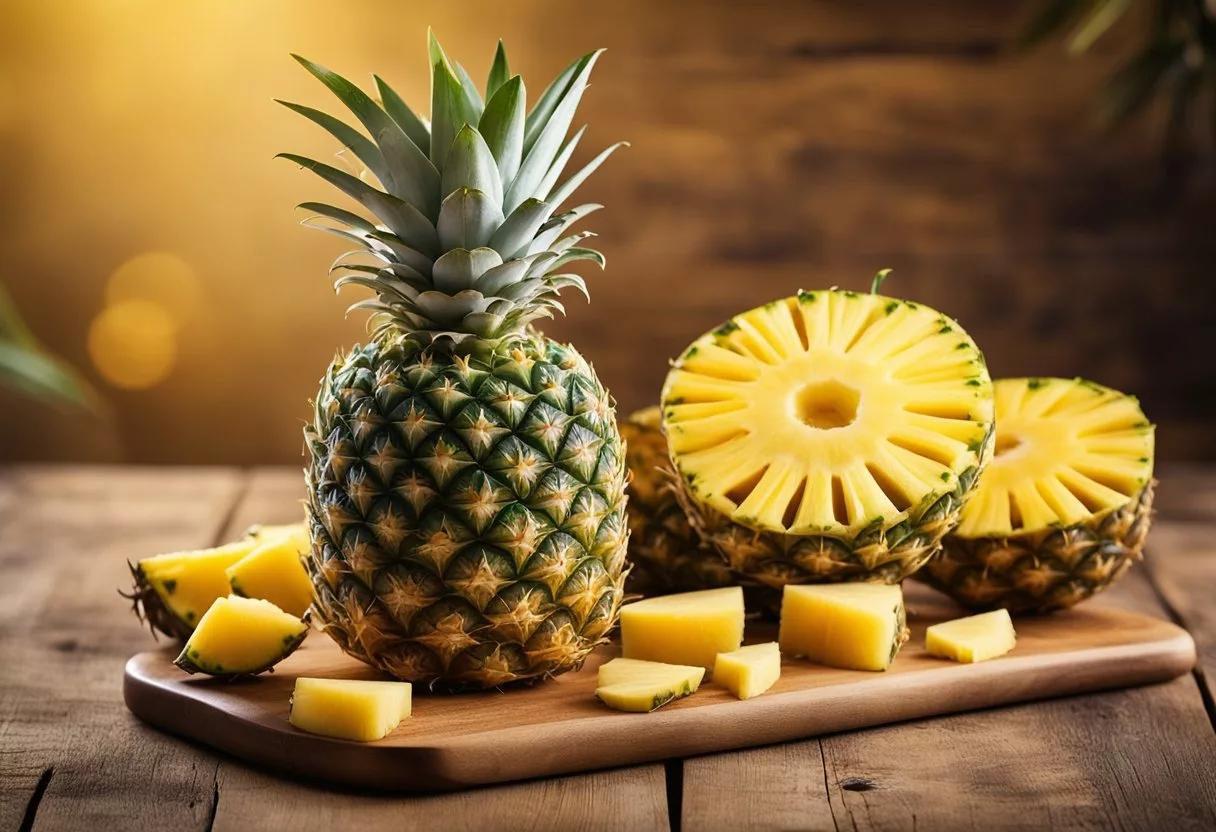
(1, 0, 1212, 464)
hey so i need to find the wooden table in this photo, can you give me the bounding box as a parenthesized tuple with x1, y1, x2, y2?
(3, 465, 1215, 832)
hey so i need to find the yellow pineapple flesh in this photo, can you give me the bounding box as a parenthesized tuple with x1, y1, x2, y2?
(226, 526, 314, 618)
(619, 587, 745, 667)
(129, 540, 261, 638)
(174, 595, 309, 677)
(595, 657, 705, 712)
(714, 642, 781, 700)
(779, 583, 906, 671)
(290, 678, 412, 741)
(926, 609, 1016, 663)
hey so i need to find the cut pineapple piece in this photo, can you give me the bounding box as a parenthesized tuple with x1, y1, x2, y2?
(779, 583, 906, 671)
(246, 521, 307, 543)
(923, 377, 1155, 612)
(129, 540, 261, 639)
(926, 609, 1016, 663)
(662, 289, 994, 586)
(714, 642, 781, 700)
(290, 678, 412, 741)
(174, 595, 308, 677)
(226, 526, 314, 618)
(620, 587, 745, 667)
(595, 657, 705, 713)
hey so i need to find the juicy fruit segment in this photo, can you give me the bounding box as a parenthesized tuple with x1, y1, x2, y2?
(663, 290, 994, 586)
(779, 583, 906, 671)
(226, 527, 314, 617)
(130, 540, 261, 638)
(621, 407, 734, 595)
(922, 378, 1155, 612)
(174, 595, 308, 677)
(595, 658, 705, 713)
(246, 521, 306, 543)
(290, 678, 412, 741)
(926, 609, 1016, 663)
(620, 587, 745, 667)
(714, 642, 781, 700)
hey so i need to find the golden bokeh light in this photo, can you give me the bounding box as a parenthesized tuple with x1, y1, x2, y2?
(87, 299, 178, 391)
(105, 252, 201, 330)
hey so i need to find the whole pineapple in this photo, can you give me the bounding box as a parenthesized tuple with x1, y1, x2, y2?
(662, 285, 995, 589)
(919, 377, 1154, 613)
(284, 35, 629, 689)
(621, 407, 734, 595)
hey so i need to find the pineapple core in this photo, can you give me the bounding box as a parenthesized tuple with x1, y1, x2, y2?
(714, 642, 781, 700)
(779, 583, 906, 671)
(139, 540, 261, 630)
(290, 678, 412, 741)
(620, 587, 745, 667)
(226, 526, 314, 618)
(174, 595, 308, 676)
(926, 609, 1017, 663)
(595, 658, 706, 713)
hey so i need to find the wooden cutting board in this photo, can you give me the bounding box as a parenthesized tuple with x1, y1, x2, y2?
(124, 589, 1195, 793)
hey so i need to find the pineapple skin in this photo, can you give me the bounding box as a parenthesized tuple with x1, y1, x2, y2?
(305, 333, 629, 690)
(621, 407, 734, 596)
(919, 482, 1153, 614)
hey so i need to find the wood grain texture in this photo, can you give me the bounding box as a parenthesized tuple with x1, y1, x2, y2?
(682, 566, 1216, 832)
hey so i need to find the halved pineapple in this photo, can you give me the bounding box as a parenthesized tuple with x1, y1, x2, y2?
(226, 526, 314, 618)
(595, 657, 706, 713)
(662, 289, 994, 588)
(127, 540, 261, 639)
(926, 609, 1017, 663)
(921, 377, 1154, 612)
(621, 407, 734, 595)
(779, 583, 907, 671)
(620, 587, 745, 667)
(174, 595, 309, 677)
(714, 642, 781, 700)
(290, 678, 412, 741)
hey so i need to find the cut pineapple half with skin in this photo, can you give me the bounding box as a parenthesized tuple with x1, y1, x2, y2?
(290, 678, 412, 741)
(226, 526, 314, 618)
(596, 658, 706, 713)
(922, 377, 1155, 613)
(926, 609, 1016, 663)
(779, 583, 906, 671)
(714, 642, 781, 700)
(619, 587, 745, 667)
(662, 289, 994, 586)
(174, 595, 309, 677)
(128, 540, 262, 639)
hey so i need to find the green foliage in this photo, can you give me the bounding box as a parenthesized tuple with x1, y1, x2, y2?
(0, 284, 98, 411)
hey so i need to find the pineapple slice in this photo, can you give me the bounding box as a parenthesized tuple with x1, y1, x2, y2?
(226, 526, 314, 618)
(619, 587, 745, 667)
(714, 642, 781, 700)
(245, 521, 307, 542)
(923, 377, 1155, 612)
(661, 288, 994, 587)
(779, 583, 906, 671)
(290, 678, 412, 741)
(129, 540, 261, 639)
(595, 658, 706, 713)
(174, 595, 308, 677)
(926, 609, 1017, 663)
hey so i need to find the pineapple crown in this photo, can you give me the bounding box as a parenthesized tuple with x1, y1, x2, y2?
(279, 32, 625, 350)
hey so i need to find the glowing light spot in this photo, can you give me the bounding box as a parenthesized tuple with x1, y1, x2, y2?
(106, 252, 200, 330)
(87, 299, 177, 390)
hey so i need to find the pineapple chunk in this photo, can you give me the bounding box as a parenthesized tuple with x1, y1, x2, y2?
(290, 678, 412, 742)
(779, 583, 906, 671)
(174, 595, 308, 677)
(714, 642, 781, 700)
(620, 587, 745, 667)
(595, 658, 705, 713)
(926, 609, 1017, 663)
(133, 540, 261, 637)
(226, 527, 314, 618)
(246, 521, 307, 543)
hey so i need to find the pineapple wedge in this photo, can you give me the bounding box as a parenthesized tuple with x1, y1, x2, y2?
(714, 642, 781, 700)
(129, 540, 261, 638)
(926, 609, 1017, 663)
(226, 526, 314, 618)
(595, 658, 706, 713)
(290, 678, 412, 741)
(174, 595, 308, 677)
(779, 583, 906, 671)
(246, 521, 306, 542)
(620, 587, 745, 667)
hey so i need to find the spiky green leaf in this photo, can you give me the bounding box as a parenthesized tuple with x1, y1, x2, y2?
(489, 198, 553, 259)
(436, 188, 504, 251)
(486, 41, 511, 100)
(441, 125, 504, 207)
(432, 247, 504, 293)
(546, 141, 627, 211)
(374, 75, 431, 155)
(479, 76, 526, 187)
